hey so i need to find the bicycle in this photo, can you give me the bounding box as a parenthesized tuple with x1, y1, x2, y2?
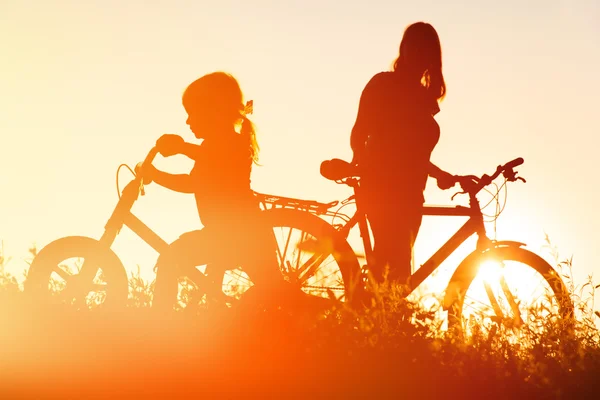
(24, 144, 574, 333)
(23, 145, 357, 309)
(252, 157, 574, 334)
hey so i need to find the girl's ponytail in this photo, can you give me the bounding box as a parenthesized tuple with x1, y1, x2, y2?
(241, 100, 259, 164)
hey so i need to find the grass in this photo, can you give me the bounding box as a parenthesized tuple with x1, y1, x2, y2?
(0, 244, 599, 399)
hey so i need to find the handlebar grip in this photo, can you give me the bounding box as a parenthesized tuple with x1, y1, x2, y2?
(142, 171, 153, 185)
(505, 157, 524, 169)
(135, 147, 158, 185)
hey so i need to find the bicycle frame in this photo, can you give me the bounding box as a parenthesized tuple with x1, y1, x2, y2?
(101, 178, 169, 255)
(343, 201, 490, 293)
(76, 148, 171, 282)
(259, 179, 496, 295)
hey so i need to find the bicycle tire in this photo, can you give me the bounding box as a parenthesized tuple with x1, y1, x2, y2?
(264, 207, 363, 304)
(446, 246, 573, 335)
(157, 208, 363, 309)
(24, 236, 129, 308)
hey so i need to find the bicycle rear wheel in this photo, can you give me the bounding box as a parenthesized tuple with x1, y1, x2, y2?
(446, 246, 573, 337)
(264, 208, 362, 303)
(164, 208, 362, 310)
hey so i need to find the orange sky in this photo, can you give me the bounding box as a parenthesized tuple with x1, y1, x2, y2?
(1, 1, 599, 302)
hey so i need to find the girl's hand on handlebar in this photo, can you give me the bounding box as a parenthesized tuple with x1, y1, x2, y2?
(135, 162, 156, 185)
(156, 134, 185, 157)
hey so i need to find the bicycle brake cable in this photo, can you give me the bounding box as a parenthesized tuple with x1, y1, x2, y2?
(481, 179, 509, 240)
(116, 163, 136, 199)
(330, 199, 355, 226)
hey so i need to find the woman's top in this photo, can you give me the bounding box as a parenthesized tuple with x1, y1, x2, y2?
(351, 70, 440, 205)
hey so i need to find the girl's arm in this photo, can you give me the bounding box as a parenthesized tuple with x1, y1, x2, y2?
(156, 134, 202, 161)
(180, 142, 203, 161)
(148, 166, 195, 194)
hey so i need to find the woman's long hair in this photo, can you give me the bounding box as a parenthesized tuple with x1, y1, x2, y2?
(392, 22, 446, 101)
(183, 72, 259, 164)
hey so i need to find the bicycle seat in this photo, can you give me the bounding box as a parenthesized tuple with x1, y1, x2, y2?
(320, 159, 359, 181)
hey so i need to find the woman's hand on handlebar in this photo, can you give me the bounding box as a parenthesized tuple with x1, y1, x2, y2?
(448, 175, 480, 201)
(429, 162, 457, 190)
(456, 175, 480, 192)
(436, 170, 458, 190)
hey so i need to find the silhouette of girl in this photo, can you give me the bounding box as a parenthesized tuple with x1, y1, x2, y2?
(350, 22, 456, 286)
(148, 71, 280, 307)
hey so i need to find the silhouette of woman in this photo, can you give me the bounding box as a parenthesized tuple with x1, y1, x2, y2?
(148, 72, 280, 307)
(350, 22, 456, 286)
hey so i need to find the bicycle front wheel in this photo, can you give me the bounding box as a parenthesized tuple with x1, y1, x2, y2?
(446, 246, 573, 337)
(24, 236, 129, 309)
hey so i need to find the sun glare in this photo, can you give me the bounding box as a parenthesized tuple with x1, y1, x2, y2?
(460, 255, 561, 335)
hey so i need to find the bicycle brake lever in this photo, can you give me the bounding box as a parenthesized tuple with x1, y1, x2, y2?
(503, 169, 516, 181)
(451, 191, 466, 201)
(504, 168, 527, 184)
(342, 195, 356, 205)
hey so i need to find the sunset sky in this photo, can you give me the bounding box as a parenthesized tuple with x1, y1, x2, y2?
(1, 1, 598, 300)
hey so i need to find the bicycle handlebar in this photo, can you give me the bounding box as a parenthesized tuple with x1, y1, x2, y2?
(504, 157, 524, 170)
(142, 146, 159, 168)
(456, 157, 525, 196)
(133, 146, 159, 185)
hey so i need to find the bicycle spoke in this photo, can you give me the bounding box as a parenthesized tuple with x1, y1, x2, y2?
(297, 252, 328, 285)
(225, 269, 253, 287)
(484, 280, 505, 322)
(499, 275, 523, 327)
(276, 226, 294, 270)
(294, 230, 308, 273)
(52, 265, 73, 283)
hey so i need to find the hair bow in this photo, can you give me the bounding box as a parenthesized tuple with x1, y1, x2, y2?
(243, 100, 253, 116)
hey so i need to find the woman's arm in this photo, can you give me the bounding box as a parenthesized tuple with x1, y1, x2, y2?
(429, 162, 456, 190)
(350, 74, 384, 165)
(428, 162, 447, 179)
(350, 112, 369, 165)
